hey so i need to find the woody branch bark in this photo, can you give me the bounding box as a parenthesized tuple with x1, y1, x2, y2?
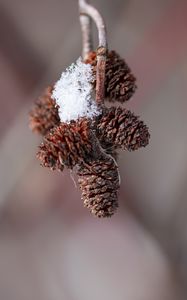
(79, 0, 92, 59)
(78, 0, 107, 105)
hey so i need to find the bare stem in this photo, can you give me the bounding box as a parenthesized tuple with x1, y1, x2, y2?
(95, 46, 107, 105)
(79, 0, 107, 48)
(78, 0, 107, 105)
(79, 0, 92, 59)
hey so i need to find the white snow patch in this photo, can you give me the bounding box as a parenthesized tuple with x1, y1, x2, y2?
(52, 58, 100, 122)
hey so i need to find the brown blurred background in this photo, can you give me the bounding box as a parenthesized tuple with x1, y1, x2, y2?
(0, 0, 187, 299)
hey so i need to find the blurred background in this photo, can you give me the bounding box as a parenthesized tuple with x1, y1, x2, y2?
(0, 0, 187, 299)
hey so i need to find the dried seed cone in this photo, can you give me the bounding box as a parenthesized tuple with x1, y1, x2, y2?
(37, 141, 64, 171)
(37, 118, 97, 171)
(96, 107, 150, 151)
(29, 86, 60, 136)
(85, 50, 137, 103)
(77, 155, 119, 218)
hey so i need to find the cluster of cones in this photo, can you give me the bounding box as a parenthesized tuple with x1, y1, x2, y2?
(29, 51, 150, 217)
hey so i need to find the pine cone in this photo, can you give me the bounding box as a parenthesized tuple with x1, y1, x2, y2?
(96, 107, 150, 151)
(37, 141, 64, 171)
(29, 86, 60, 136)
(85, 50, 137, 103)
(77, 155, 119, 217)
(37, 118, 98, 170)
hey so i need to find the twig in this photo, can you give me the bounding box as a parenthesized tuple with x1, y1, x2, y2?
(79, 0, 107, 48)
(79, 0, 92, 59)
(95, 46, 107, 105)
(78, 0, 107, 105)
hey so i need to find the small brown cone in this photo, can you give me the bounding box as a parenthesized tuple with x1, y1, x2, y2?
(85, 50, 137, 103)
(29, 86, 60, 136)
(96, 107, 150, 151)
(37, 118, 98, 171)
(37, 141, 64, 171)
(77, 154, 119, 218)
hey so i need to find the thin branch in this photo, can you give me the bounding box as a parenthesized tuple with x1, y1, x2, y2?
(79, 0, 92, 59)
(78, 0, 107, 105)
(79, 0, 107, 48)
(95, 46, 107, 105)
